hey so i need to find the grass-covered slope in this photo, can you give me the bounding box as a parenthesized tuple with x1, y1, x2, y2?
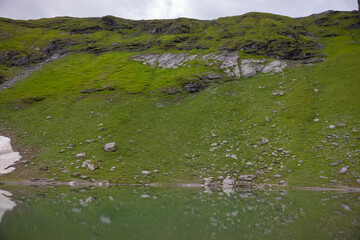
(0, 11, 359, 187)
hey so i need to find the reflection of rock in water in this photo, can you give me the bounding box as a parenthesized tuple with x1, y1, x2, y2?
(0, 189, 16, 223)
(0, 136, 21, 174)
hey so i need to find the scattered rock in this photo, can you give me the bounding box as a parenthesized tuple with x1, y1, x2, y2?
(230, 154, 238, 160)
(100, 215, 111, 224)
(46, 116, 51, 119)
(82, 160, 96, 171)
(339, 166, 349, 174)
(342, 204, 351, 212)
(39, 166, 48, 171)
(336, 123, 345, 127)
(329, 162, 339, 166)
(69, 181, 76, 186)
(71, 172, 81, 177)
(314, 119, 320, 122)
(260, 138, 269, 144)
(238, 175, 256, 181)
(86, 139, 94, 143)
(272, 90, 285, 96)
(329, 125, 336, 130)
(75, 152, 86, 158)
(141, 193, 150, 198)
(274, 174, 281, 178)
(356, 179, 360, 184)
(141, 170, 151, 175)
(104, 142, 117, 152)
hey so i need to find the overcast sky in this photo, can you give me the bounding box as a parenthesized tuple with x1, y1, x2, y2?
(0, 0, 357, 20)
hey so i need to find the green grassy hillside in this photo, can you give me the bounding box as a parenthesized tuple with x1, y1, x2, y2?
(0, 11, 359, 187)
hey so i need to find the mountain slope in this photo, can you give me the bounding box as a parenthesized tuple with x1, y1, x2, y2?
(0, 11, 359, 187)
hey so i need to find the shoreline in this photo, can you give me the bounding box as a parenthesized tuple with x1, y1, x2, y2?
(1, 179, 360, 193)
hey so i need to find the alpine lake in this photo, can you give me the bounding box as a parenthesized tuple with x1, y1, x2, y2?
(0, 184, 359, 240)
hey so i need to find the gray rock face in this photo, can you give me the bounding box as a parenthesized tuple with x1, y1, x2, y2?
(104, 142, 117, 152)
(241, 59, 287, 78)
(201, 51, 240, 78)
(132, 51, 288, 80)
(132, 53, 192, 69)
(241, 59, 265, 78)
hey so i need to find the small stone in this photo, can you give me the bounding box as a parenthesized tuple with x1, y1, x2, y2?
(46, 116, 51, 119)
(98, 127, 104, 131)
(75, 152, 86, 158)
(278, 180, 285, 185)
(104, 142, 117, 152)
(314, 89, 319, 92)
(100, 215, 111, 224)
(314, 119, 319, 122)
(260, 138, 269, 144)
(329, 125, 336, 130)
(272, 90, 285, 96)
(71, 172, 81, 177)
(238, 175, 256, 181)
(82, 160, 96, 171)
(342, 204, 351, 212)
(230, 154, 238, 160)
(141, 171, 151, 175)
(330, 180, 337, 183)
(141, 193, 150, 198)
(265, 117, 270, 122)
(69, 181, 76, 186)
(330, 162, 338, 166)
(80, 175, 88, 180)
(339, 166, 349, 174)
(356, 179, 360, 184)
(336, 123, 346, 127)
(274, 174, 281, 178)
(212, 133, 217, 137)
(86, 139, 94, 143)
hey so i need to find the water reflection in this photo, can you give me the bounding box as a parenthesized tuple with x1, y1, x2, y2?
(0, 186, 359, 240)
(0, 190, 16, 223)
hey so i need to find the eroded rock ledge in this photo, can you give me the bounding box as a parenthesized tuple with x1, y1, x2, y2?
(132, 51, 290, 79)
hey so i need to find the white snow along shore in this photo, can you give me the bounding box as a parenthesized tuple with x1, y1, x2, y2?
(0, 136, 21, 174)
(0, 189, 16, 223)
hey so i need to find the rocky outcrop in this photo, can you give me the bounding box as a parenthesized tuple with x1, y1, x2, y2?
(133, 51, 288, 79)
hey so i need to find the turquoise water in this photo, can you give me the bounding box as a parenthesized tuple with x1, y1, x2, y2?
(0, 186, 359, 240)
